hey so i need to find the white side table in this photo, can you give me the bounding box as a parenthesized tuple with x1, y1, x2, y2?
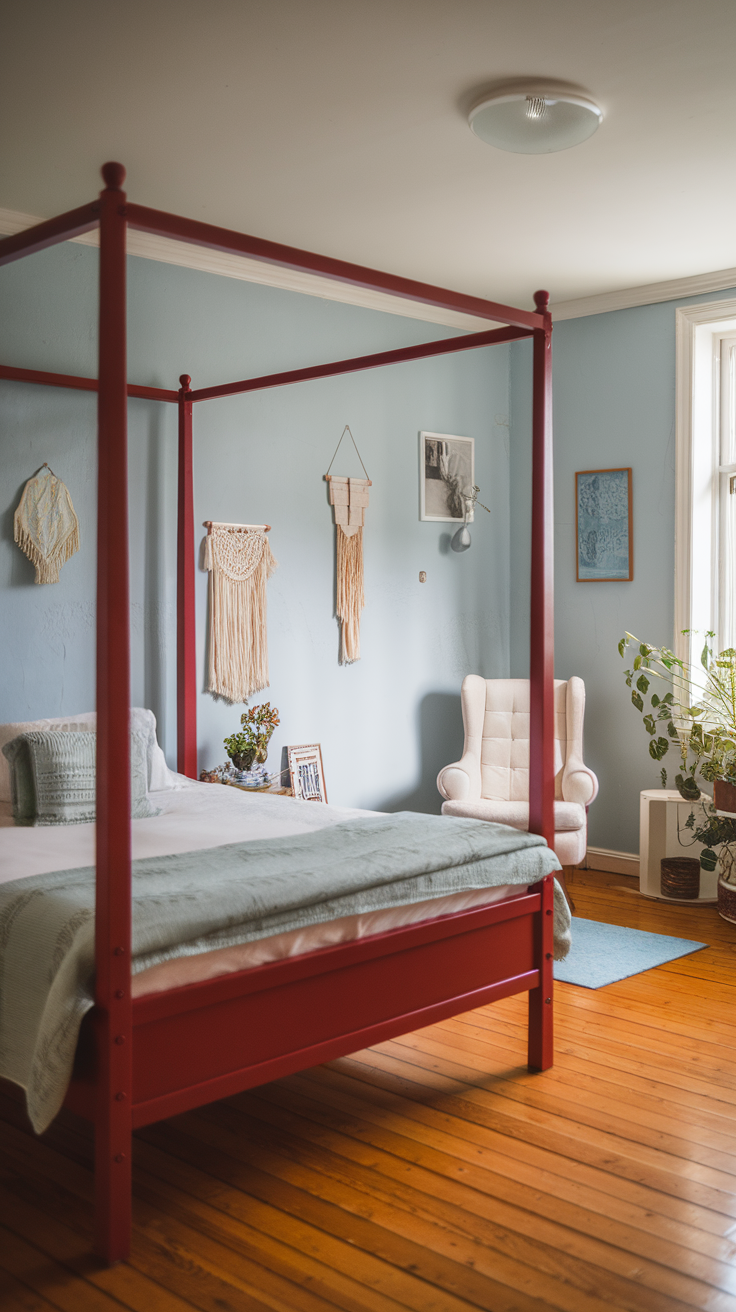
(639, 789, 717, 903)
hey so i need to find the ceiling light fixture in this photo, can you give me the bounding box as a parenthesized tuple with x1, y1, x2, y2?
(469, 85, 602, 154)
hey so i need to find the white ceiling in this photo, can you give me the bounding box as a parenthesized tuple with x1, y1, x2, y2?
(2, 0, 735, 309)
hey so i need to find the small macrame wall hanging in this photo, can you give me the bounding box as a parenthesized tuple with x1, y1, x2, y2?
(14, 463, 80, 584)
(325, 426, 371, 664)
(203, 521, 277, 703)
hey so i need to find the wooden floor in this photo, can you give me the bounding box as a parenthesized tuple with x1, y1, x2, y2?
(1, 867, 736, 1312)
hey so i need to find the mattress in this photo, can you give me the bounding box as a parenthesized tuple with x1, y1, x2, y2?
(0, 777, 524, 997)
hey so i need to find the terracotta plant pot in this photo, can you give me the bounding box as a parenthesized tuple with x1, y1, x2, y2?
(718, 875, 736, 923)
(714, 779, 736, 814)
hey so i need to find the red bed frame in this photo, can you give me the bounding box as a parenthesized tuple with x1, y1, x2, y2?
(0, 163, 556, 1263)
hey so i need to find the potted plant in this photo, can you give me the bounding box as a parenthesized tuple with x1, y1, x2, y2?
(223, 701, 280, 785)
(619, 632, 736, 919)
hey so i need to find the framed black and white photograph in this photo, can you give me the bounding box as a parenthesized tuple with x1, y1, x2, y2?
(287, 743, 328, 803)
(419, 431, 475, 523)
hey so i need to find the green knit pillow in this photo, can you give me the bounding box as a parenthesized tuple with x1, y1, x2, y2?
(1, 730, 160, 825)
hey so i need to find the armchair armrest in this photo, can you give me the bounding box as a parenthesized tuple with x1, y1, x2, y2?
(437, 754, 481, 803)
(562, 755, 599, 806)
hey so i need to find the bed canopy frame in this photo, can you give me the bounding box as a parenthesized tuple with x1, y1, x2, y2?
(0, 163, 555, 1263)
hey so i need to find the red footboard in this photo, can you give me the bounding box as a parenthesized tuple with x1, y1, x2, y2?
(64, 875, 554, 1254)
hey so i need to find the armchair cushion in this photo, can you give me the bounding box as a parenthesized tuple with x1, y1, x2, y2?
(441, 800, 587, 867)
(441, 799, 586, 832)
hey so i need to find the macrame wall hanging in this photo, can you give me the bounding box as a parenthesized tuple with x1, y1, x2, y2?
(14, 463, 80, 584)
(203, 520, 277, 703)
(325, 426, 371, 664)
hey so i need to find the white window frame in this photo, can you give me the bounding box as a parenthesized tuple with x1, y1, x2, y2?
(675, 298, 736, 666)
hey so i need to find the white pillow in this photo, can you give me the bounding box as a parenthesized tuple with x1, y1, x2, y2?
(0, 708, 177, 802)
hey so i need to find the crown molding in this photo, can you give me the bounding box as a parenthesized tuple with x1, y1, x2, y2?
(6, 204, 735, 328)
(0, 206, 491, 333)
(551, 266, 736, 321)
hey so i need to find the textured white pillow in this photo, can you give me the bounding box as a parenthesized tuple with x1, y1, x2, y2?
(0, 708, 176, 802)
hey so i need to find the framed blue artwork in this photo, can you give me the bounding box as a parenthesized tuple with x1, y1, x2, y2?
(576, 467, 633, 581)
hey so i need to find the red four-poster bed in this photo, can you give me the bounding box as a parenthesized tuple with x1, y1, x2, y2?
(0, 163, 556, 1263)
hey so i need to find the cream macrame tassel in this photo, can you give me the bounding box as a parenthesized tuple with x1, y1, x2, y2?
(14, 465, 80, 584)
(335, 525, 365, 663)
(205, 527, 277, 702)
(327, 475, 370, 664)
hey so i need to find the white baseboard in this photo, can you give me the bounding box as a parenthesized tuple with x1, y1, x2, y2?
(584, 846, 640, 878)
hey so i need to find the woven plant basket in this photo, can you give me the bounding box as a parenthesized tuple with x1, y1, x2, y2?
(660, 858, 700, 900)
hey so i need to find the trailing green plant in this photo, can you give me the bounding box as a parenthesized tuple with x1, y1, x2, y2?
(619, 631, 736, 880)
(618, 631, 736, 797)
(223, 701, 280, 771)
(680, 801, 736, 881)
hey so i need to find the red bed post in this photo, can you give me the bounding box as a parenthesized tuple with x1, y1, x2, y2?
(177, 375, 197, 777)
(527, 290, 554, 1071)
(95, 162, 133, 1262)
(527, 874, 554, 1069)
(528, 290, 554, 845)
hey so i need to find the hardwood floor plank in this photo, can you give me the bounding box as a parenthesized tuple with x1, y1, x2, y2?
(447, 1012, 736, 1128)
(387, 1027, 736, 1168)
(338, 1045, 736, 1214)
(0, 1174, 201, 1312)
(329, 1052, 736, 1217)
(0, 1223, 165, 1312)
(283, 1065, 736, 1239)
(0, 1138, 407, 1312)
(187, 1095, 736, 1303)
(454, 995, 736, 1083)
(241, 1079, 736, 1260)
(135, 1129, 566, 1312)
(0, 1266, 65, 1312)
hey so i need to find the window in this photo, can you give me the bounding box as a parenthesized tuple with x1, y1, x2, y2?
(718, 336, 736, 651)
(675, 300, 736, 665)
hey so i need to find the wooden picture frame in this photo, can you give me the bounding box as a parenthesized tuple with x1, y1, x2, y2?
(576, 467, 633, 582)
(419, 431, 475, 522)
(287, 743, 328, 803)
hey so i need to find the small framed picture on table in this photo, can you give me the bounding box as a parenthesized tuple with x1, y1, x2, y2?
(288, 744, 328, 803)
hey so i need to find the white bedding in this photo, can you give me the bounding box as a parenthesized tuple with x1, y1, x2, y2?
(0, 778, 524, 997)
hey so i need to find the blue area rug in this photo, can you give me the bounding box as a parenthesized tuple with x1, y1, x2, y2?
(554, 918, 707, 989)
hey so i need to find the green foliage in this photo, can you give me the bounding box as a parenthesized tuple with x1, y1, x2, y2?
(649, 737, 670, 761)
(680, 803, 736, 869)
(675, 773, 700, 801)
(223, 701, 280, 770)
(619, 631, 736, 799)
(620, 631, 736, 874)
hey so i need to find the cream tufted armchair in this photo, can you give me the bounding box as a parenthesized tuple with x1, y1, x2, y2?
(437, 676, 598, 906)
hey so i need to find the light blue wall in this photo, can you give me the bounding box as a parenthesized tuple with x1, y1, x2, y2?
(0, 243, 511, 811)
(510, 288, 736, 855)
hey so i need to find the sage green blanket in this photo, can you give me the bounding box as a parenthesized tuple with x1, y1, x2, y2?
(0, 812, 565, 1132)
